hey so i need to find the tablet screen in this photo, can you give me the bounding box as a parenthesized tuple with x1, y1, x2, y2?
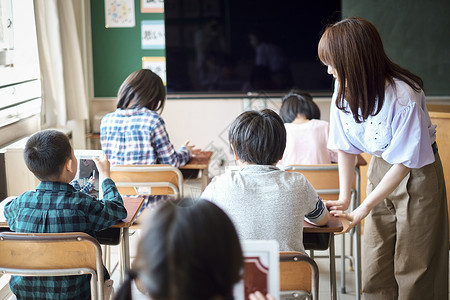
(74, 150, 103, 198)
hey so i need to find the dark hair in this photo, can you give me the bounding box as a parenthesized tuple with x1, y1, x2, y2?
(229, 109, 286, 165)
(116, 69, 166, 112)
(318, 17, 423, 123)
(23, 129, 72, 181)
(115, 199, 243, 300)
(280, 91, 320, 122)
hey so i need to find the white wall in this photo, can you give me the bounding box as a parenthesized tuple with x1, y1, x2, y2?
(91, 96, 333, 176)
(91, 95, 450, 177)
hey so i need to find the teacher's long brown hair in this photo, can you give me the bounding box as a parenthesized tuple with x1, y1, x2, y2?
(318, 17, 423, 123)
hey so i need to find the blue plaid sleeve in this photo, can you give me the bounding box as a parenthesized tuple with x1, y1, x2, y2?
(70, 180, 93, 194)
(152, 118, 191, 167)
(305, 196, 327, 223)
(86, 179, 127, 231)
(4, 197, 19, 231)
(70, 179, 81, 190)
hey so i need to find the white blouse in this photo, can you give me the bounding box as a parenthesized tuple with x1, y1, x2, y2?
(328, 79, 436, 168)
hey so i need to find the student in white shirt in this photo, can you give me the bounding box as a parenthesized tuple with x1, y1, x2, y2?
(202, 109, 329, 253)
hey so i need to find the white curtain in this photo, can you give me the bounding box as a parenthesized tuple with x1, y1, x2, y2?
(33, 0, 89, 130)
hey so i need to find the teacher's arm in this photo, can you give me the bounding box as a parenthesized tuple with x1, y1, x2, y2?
(324, 150, 357, 211)
(332, 163, 410, 232)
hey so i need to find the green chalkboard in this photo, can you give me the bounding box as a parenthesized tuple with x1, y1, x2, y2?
(343, 0, 450, 96)
(91, 0, 164, 97)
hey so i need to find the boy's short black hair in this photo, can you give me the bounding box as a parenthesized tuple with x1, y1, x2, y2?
(24, 129, 73, 181)
(280, 91, 320, 123)
(229, 109, 286, 165)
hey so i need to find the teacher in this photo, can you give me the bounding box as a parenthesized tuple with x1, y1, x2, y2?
(318, 17, 448, 299)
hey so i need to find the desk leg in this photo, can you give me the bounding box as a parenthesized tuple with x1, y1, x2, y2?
(119, 229, 124, 283)
(341, 233, 346, 293)
(201, 167, 209, 191)
(354, 223, 362, 300)
(123, 227, 130, 274)
(330, 233, 337, 300)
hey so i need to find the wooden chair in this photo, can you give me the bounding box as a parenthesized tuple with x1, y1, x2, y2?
(0, 232, 105, 300)
(110, 164, 183, 199)
(285, 164, 362, 297)
(108, 164, 183, 279)
(280, 251, 319, 299)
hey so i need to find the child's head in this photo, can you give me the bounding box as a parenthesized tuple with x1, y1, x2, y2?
(280, 91, 320, 123)
(24, 129, 74, 181)
(130, 199, 243, 300)
(116, 69, 166, 112)
(229, 109, 286, 165)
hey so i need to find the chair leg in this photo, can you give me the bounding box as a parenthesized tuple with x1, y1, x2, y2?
(349, 230, 354, 271)
(104, 279, 114, 300)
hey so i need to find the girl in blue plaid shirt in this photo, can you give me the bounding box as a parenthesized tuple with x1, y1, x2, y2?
(100, 69, 200, 208)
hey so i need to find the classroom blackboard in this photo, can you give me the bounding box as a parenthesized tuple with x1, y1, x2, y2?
(90, 0, 164, 98)
(343, 0, 450, 96)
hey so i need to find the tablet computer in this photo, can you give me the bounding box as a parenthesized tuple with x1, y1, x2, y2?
(74, 150, 103, 198)
(234, 240, 280, 300)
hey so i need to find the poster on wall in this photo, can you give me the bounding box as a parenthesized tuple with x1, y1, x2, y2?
(105, 0, 135, 28)
(141, 20, 165, 49)
(141, 0, 164, 13)
(142, 57, 166, 84)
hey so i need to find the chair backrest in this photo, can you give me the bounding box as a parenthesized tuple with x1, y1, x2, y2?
(285, 164, 340, 200)
(0, 232, 104, 300)
(280, 251, 319, 300)
(110, 164, 183, 198)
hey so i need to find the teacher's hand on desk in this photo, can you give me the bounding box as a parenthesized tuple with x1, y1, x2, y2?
(323, 197, 351, 211)
(330, 204, 371, 233)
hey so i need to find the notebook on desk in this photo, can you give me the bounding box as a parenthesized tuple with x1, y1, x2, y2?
(234, 240, 280, 300)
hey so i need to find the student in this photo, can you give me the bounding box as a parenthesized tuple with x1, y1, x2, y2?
(100, 69, 199, 167)
(100, 69, 199, 208)
(278, 91, 337, 165)
(4, 129, 127, 300)
(318, 17, 448, 299)
(201, 109, 330, 253)
(114, 198, 275, 300)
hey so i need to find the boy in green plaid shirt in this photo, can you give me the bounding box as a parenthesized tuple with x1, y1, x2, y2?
(4, 129, 127, 300)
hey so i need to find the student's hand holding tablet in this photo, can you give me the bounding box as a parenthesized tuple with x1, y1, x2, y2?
(92, 153, 111, 179)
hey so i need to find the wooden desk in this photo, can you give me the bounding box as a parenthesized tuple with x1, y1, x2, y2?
(111, 197, 144, 281)
(0, 196, 144, 282)
(303, 216, 342, 300)
(180, 151, 213, 190)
